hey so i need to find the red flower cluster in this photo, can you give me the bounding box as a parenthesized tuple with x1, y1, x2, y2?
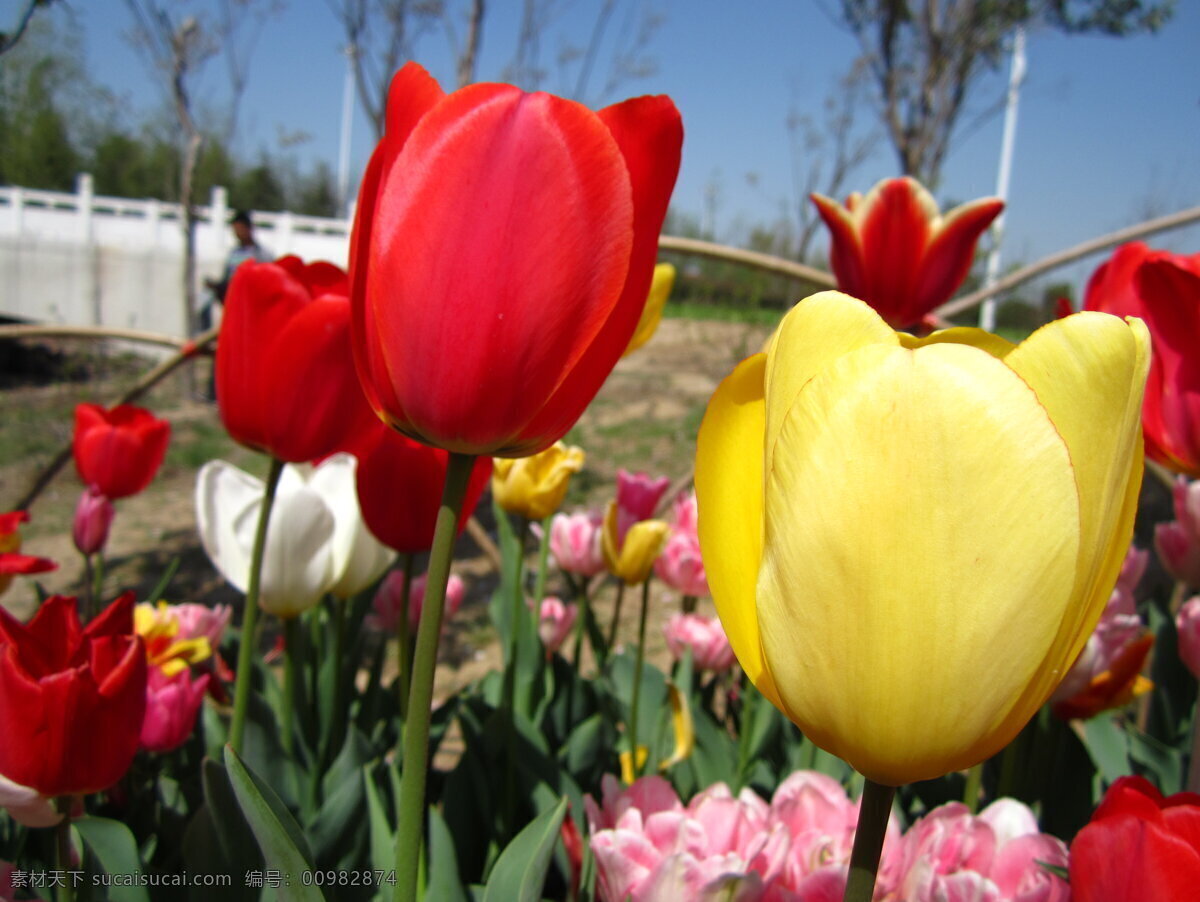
(1083, 242, 1200, 477)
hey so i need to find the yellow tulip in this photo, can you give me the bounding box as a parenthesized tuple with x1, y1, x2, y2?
(695, 291, 1149, 786)
(492, 442, 585, 521)
(623, 263, 676, 356)
(602, 502, 669, 585)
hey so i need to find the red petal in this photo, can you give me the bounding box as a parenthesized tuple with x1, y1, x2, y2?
(1083, 242, 1154, 318)
(914, 196, 1003, 322)
(513, 93, 683, 454)
(857, 178, 935, 326)
(261, 295, 376, 462)
(1072, 810, 1200, 902)
(811, 191, 868, 299)
(363, 85, 633, 453)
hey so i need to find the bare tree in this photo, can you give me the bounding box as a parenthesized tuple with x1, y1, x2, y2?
(124, 3, 215, 349)
(0, 0, 58, 57)
(788, 61, 881, 261)
(830, 0, 1174, 187)
(331, 0, 664, 141)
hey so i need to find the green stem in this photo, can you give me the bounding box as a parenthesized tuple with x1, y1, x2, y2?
(532, 515, 552, 605)
(963, 762, 984, 813)
(92, 553, 105, 610)
(394, 453, 475, 902)
(501, 513, 529, 843)
(627, 579, 652, 780)
(229, 456, 284, 755)
(843, 779, 896, 902)
(395, 553, 415, 723)
(569, 575, 591, 672)
(55, 796, 74, 902)
(606, 581, 627, 652)
(323, 596, 348, 768)
(282, 617, 300, 757)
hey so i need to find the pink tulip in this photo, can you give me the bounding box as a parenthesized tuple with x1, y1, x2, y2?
(615, 469, 671, 542)
(585, 772, 1067, 902)
(172, 603, 233, 650)
(536, 596, 578, 655)
(368, 570, 465, 634)
(72, 486, 114, 556)
(0, 772, 60, 828)
(550, 510, 606, 577)
(140, 666, 210, 753)
(654, 490, 709, 597)
(1177, 597, 1200, 679)
(1156, 477, 1200, 588)
(662, 613, 735, 672)
(1050, 545, 1154, 720)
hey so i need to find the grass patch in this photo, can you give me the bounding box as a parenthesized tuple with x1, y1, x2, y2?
(664, 301, 783, 327)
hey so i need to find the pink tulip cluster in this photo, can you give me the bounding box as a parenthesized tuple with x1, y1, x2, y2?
(550, 510, 607, 577)
(662, 613, 735, 672)
(654, 490, 709, 598)
(1050, 546, 1153, 720)
(586, 772, 1068, 902)
(1156, 477, 1200, 588)
(615, 469, 671, 544)
(368, 571, 466, 634)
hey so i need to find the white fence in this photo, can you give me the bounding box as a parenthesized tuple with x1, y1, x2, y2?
(0, 175, 353, 339)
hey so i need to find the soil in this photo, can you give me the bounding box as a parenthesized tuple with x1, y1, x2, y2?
(0, 316, 772, 701)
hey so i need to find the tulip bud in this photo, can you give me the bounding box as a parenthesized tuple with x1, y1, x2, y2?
(1177, 597, 1200, 680)
(535, 596, 578, 655)
(140, 667, 210, 753)
(492, 442, 585, 521)
(1155, 477, 1200, 587)
(601, 501, 669, 586)
(663, 613, 735, 672)
(72, 486, 115, 555)
(549, 510, 606, 577)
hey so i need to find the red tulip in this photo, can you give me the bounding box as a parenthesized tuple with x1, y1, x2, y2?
(349, 62, 682, 457)
(352, 424, 492, 553)
(0, 593, 146, 797)
(73, 403, 170, 499)
(216, 255, 376, 463)
(811, 177, 1003, 330)
(0, 511, 56, 597)
(1083, 243, 1200, 477)
(1070, 775, 1200, 902)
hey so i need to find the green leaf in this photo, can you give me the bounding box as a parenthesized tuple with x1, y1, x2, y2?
(1083, 715, 1131, 783)
(201, 758, 262, 877)
(483, 797, 568, 902)
(365, 766, 396, 876)
(426, 806, 468, 902)
(223, 744, 324, 901)
(73, 816, 150, 902)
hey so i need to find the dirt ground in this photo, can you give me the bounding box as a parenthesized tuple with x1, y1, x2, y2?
(0, 316, 772, 699)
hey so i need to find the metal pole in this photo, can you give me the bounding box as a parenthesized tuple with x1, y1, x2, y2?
(979, 27, 1026, 332)
(336, 44, 357, 216)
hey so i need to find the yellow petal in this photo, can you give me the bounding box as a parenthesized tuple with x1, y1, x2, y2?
(623, 263, 675, 356)
(764, 292, 897, 477)
(492, 442, 585, 520)
(1002, 312, 1150, 706)
(694, 352, 782, 709)
(758, 341, 1081, 785)
(899, 326, 1015, 358)
(658, 681, 695, 771)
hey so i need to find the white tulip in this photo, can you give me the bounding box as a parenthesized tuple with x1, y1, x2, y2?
(195, 455, 395, 619)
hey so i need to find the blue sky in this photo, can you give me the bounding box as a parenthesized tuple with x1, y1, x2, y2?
(15, 0, 1200, 298)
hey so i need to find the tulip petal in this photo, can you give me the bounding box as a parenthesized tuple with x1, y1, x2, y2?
(249, 469, 336, 619)
(759, 342, 1080, 784)
(195, 461, 263, 596)
(810, 192, 867, 300)
(694, 352, 782, 709)
(1003, 313, 1150, 706)
(366, 84, 634, 453)
(916, 197, 1003, 322)
(856, 178, 937, 325)
(513, 93, 683, 454)
(764, 292, 897, 476)
(308, 453, 395, 598)
(900, 326, 1015, 358)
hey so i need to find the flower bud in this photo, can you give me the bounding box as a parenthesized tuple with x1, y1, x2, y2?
(72, 486, 115, 555)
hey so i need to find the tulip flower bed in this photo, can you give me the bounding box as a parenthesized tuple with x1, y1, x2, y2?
(3, 61, 1200, 902)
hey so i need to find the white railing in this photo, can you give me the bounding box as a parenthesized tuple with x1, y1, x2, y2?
(0, 175, 353, 339)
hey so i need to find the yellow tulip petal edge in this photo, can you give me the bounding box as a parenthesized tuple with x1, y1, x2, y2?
(695, 292, 1149, 786)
